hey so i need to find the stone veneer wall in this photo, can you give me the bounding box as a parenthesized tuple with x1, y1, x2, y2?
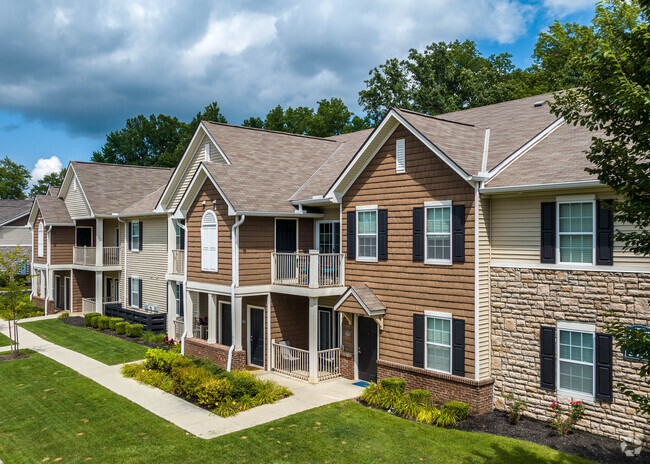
(491, 267, 650, 442)
(184, 338, 247, 371)
(340, 351, 354, 380)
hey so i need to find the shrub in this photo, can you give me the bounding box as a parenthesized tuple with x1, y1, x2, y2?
(550, 400, 585, 436)
(84, 312, 101, 326)
(195, 377, 232, 407)
(145, 348, 182, 373)
(415, 407, 441, 424)
(377, 389, 403, 410)
(501, 390, 527, 424)
(142, 331, 165, 344)
(125, 323, 144, 338)
(57, 312, 70, 319)
(121, 362, 143, 378)
(115, 321, 129, 334)
(408, 389, 431, 407)
(214, 398, 238, 417)
(171, 365, 212, 398)
(96, 316, 111, 330)
(191, 357, 227, 377)
(90, 314, 103, 328)
(230, 372, 259, 398)
(380, 377, 406, 395)
(359, 382, 384, 407)
(394, 396, 425, 419)
(442, 401, 469, 421)
(435, 410, 458, 428)
(108, 317, 124, 330)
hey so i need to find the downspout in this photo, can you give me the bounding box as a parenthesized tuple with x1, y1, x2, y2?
(474, 182, 481, 381)
(45, 226, 52, 315)
(29, 226, 34, 301)
(117, 218, 127, 311)
(176, 220, 189, 355)
(228, 214, 246, 371)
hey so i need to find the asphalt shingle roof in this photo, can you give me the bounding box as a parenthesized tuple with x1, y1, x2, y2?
(0, 200, 33, 225)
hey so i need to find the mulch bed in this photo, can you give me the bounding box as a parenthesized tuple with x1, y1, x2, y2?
(58, 316, 173, 351)
(457, 410, 646, 464)
(0, 352, 30, 362)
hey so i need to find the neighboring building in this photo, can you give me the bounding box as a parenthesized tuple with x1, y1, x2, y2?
(0, 199, 33, 275)
(29, 162, 172, 315)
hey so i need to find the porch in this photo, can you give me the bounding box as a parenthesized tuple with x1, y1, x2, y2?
(73, 246, 122, 266)
(81, 297, 119, 315)
(272, 341, 341, 382)
(271, 250, 345, 288)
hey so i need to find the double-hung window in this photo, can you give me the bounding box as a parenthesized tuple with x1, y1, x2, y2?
(425, 203, 451, 264)
(175, 283, 183, 318)
(356, 208, 377, 261)
(558, 326, 594, 397)
(130, 277, 140, 308)
(425, 315, 452, 373)
(558, 201, 595, 264)
(175, 220, 185, 250)
(131, 221, 141, 251)
(38, 222, 44, 257)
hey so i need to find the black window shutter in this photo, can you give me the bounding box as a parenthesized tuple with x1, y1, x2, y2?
(138, 221, 144, 251)
(596, 200, 614, 265)
(452, 318, 465, 376)
(540, 326, 556, 389)
(346, 211, 356, 259)
(127, 278, 131, 306)
(540, 202, 556, 263)
(413, 313, 424, 368)
(413, 207, 424, 262)
(139, 279, 143, 309)
(128, 222, 132, 251)
(452, 204, 465, 263)
(595, 333, 613, 401)
(378, 209, 388, 260)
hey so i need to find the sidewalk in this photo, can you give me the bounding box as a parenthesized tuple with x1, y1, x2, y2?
(3, 317, 362, 439)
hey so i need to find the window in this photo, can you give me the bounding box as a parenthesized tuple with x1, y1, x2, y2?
(317, 221, 340, 254)
(558, 328, 594, 396)
(396, 139, 405, 173)
(357, 209, 377, 260)
(131, 221, 141, 251)
(425, 205, 451, 263)
(38, 222, 44, 257)
(130, 278, 140, 308)
(175, 283, 183, 318)
(175, 220, 185, 250)
(624, 325, 650, 360)
(558, 201, 594, 264)
(426, 316, 451, 373)
(114, 228, 120, 247)
(201, 210, 218, 271)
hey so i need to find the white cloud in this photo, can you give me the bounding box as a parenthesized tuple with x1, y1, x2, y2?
(543, 0, 596, 17)
(31, 156, 62, 183)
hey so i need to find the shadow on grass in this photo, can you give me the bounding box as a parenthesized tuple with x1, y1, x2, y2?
(472, 439, 593, 464)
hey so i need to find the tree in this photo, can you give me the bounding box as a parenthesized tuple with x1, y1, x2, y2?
(0, 246, 31, 356)
(29, 168, 66, 197)
(242, 117, 264, 129)
(0, 157, 29, 200)
(550, 0, 649, 414)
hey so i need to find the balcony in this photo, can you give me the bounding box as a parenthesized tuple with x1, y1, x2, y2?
(271, 340, 341, 382)
(271, 251, 345, 288)
(172, 249, 185, 274)
(81, 297, 120, 314)
(73, 246, 122, 266)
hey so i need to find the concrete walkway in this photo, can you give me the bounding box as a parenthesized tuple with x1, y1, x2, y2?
(3, 316, 363, 439)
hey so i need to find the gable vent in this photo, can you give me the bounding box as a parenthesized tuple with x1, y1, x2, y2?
(396, 139, 405, 173)
(72, 176, 77, 191)
(204, 143, 211, 162)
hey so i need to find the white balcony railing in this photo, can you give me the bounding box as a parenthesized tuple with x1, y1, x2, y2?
(271, 341, 341, 382)
(73, 246, 122, 266)
(271, 251, 344, 288)
(172, 249, 185, 274)
(82, 297, 120, 314)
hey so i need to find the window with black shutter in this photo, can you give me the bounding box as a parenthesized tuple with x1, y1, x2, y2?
(452, 318, 465, 376)
(412, 207, 424, 261)
(346, 211, 356, 259)
(596, 200, 614, 265)
(139, 278, 143, 309)
(540, 326, 556, 389)
(452, 204, 465, 263)
(540, 202, 556, 263)
(595, 333, 613, 401)
(413, 313, 424, 368)
(378, 209, 388, 260)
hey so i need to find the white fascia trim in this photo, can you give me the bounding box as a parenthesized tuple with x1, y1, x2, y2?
(424, 310, 452, 319)
(487, 117, 565, 180)
(333, 287, 384, 316)
(117, 211, 168, 218)
(175, 164, 236, 218)
(0, 211, 30, 227)
(558, 321, 596, 332)
(235, 211, 324, 218)
(489, 262, 650, 275)
(27, 198, 41, 227)
(356, 205, 378, 211)
(199, 122, 231, 165)
(291, 197, 336, 206)
(481, 128, 490, 174)
(481, 180, 602, 194)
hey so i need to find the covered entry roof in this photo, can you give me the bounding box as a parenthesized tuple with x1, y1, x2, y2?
(334, 284, 386, 316)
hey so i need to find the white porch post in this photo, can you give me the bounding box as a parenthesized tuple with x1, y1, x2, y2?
(167, 281, 176, 338)
(308, 296, 318, 383)
(185, 290, 194, 338)
(207, 293, 217, 344)
(95, 271, 103, 314)
(308, 249, 319, 289)
(234, 296, 243, 351)
(95, 218, 103, 266)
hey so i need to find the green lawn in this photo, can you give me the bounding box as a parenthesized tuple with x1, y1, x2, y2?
(0, 331, 10, 346)
(0, 352, 592, 464)
(20, 319, 148, 365)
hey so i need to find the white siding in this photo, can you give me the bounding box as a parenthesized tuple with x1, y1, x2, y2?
(477, 196, 491, 378)
(64, 179, 91, 217)
(0, 226, 31, 246)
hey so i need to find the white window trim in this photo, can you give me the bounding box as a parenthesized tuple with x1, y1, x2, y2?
(130, 277, 140, 309)
(424, 204, 453, 265)
(315, 220, 340, 254)
(130, 221, 141, 252)
(396, 138, 405, 174)
(424, 313, 453, 375)
(37, 222, 44, 257)
(175, 282, 182, 318)
(356, 208, 378, 263)
(556, 200, 596, 266)
(201, 210, 218, 272)
(557, 324, 596, 400)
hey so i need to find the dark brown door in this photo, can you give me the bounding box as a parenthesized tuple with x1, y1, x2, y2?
(358, 317, 378, 382)
(275, 220, 297, 253)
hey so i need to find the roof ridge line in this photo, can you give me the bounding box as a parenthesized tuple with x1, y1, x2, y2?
(289, 142, 347, 201)
(397, 108, 478, 128)
(202, 120, 339, 143)
(71, 161, 174, 170)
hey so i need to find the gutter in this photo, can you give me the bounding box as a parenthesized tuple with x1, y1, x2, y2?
(117, 217, 128, 313)
(227, 214, 246, 371)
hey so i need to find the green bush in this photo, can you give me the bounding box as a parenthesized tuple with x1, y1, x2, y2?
(171, 365, 212, 398)
(96, 316, 111, 330)
(142, 331, 165, 344)
(125, 323, 144, 337)
(195, 377, 232, 407)
(394, 396, 425, 419)
(380, 377, 406, 395)
(115, 321, 129, 334)
(108, 317, 124, 330)
(90, 314, 102, 328)
(85, 312, 101, 327)
(435, 410, 458, 428)
(191, 357, 227, 377)
(359, 382, 384, 407)
(145, 348, 183, 373)
(442, 401, 469, 421)
(408, 389, 431, 407)
(57, 312, 70, 319)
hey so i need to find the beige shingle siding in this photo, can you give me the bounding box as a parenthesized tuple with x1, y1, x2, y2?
(477, 196, 491, 379)
(489, 190, 650, 269)
(64, 181, 91, 217)
(125, 215, 168, 312)
(169, 134, 223, 211)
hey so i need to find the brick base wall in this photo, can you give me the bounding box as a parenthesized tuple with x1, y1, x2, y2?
(341, 351, 354, 380)
(185, 338, 247, 371)
(492, 267, 650, 443)
(32, 296, 55, 313)
(377, 359, 494, 414)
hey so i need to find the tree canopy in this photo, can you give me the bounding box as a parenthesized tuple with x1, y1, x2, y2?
(29, 168, 66, 197)
(0, 157, 30, 200)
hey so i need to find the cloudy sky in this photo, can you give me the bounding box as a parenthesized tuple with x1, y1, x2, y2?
(0, 0, 595, 183)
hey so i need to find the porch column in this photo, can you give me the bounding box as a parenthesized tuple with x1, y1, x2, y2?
(233, 296, 243, 351)
(166, 281, 176, 338)
(95, 271, 103, 314)
(95, 218, 103, 266)
(309, 249, 319, 289)
(185, 290, 193, 338)
(308, 296, 318, 383)
(207, 293, 217, 344)
(46, 269, 54, 300)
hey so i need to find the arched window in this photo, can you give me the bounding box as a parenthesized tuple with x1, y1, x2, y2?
(201, 210, 218, 271)
(38, 222, 44, 257)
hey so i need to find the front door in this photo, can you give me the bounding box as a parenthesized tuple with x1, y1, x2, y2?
(275, 219, 297, 253)
(76, 228, 92, 247)
(357, 317, 378, 382)
(220, 303, 232, 345)
(249, 307, 265, 367)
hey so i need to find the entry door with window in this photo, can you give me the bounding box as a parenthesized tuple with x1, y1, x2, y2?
(76, 228, 92, 247)
(357, 317, 378, 382)
(318, 222, 340, 254)
(318, 307, 340, 351)
(249, 307, 265, 367)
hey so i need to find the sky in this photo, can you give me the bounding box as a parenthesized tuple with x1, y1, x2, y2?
(0, 0, 596, 185)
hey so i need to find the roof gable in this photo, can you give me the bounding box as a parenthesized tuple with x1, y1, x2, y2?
(334, 285, 386, 316)
(0, 199, 33, 226)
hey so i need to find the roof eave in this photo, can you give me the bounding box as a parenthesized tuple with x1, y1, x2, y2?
(480, 180, 603, 194)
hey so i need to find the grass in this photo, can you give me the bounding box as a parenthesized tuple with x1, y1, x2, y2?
(20, 319, 148, 365)
(0, 352, 593, 464)
(0, 331, 10, 346)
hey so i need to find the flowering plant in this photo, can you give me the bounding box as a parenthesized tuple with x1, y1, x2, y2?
(550, 400, 585, 436)
(162, 336, 177, 346)
(501, 390, 527, 424)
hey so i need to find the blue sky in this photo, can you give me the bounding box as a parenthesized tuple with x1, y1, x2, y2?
(0, 0, 596, 184)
